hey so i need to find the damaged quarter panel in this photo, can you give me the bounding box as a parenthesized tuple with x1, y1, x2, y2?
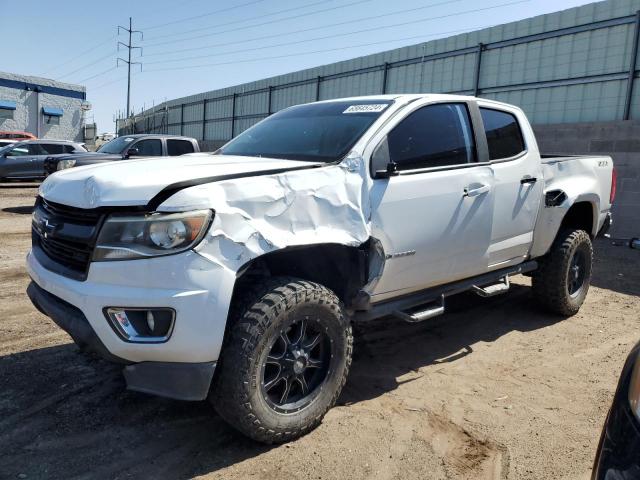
(529, 155, 611, 258)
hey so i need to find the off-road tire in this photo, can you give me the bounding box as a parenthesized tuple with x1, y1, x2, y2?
(532, 229, 593, 316)
(211, 277, 353, 444)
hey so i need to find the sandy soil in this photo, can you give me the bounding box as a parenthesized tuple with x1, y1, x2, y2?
(0, 185, 638, 480)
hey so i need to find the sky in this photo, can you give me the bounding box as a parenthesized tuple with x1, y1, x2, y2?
(3, 0, 598, 133)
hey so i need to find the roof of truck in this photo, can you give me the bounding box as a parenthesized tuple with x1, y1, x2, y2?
(116, 134, 196, 139)
(314, 94, 476, 103)
(311, 94, 521, 112)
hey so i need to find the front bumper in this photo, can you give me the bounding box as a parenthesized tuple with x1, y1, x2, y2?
(26, 247, 236, 364)
(27, 281, 124, 363)
(27, 280, 216, 401)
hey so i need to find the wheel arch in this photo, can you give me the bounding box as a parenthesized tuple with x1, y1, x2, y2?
(233, 242, 373, 309)
(558, 197, 599, 238)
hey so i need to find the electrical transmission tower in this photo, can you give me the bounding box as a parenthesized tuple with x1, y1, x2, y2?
(117, 17, 143, 118)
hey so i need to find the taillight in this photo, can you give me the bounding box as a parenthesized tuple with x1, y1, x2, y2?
(610, 167, 617, 204)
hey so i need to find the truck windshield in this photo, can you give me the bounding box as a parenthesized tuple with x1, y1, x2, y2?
(218, 100, 393, 162)
(97, 136, 135, 154)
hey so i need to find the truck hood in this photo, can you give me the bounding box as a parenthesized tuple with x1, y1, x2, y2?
(39, 153, 323, 209)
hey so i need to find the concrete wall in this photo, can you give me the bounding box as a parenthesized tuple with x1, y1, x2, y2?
(0, 72, 86, 142)
(534, 120, 639, 237)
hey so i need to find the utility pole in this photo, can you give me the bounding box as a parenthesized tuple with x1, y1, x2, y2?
(117, 17, 142, 118)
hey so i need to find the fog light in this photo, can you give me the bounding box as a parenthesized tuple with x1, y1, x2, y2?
(105, 308, 175, 343)
(147, 311, 155, 331)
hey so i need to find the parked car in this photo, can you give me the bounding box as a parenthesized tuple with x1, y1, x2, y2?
(0, 131, 37, 141)
(0, 139, 15, 149)
(26, 94, 615, 443)
(44, 134, 200, 175)
(593, 341, 640, 479)
(592, 238, 640, 480)
(0, 140, 87, 181)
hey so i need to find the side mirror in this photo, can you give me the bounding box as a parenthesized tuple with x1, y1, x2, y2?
(371, 136, 399, 179)
(377, 161, 399, 179)
(125, 148, 139, 158)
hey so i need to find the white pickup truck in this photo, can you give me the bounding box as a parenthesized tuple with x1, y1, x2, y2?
(27, 94, 615, 443)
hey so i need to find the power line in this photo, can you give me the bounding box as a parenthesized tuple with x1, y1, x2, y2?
(141, 0, 335, 44)
(142, 0, 461, 57)
(42, 0, 256, 78)
(142, 0, 372, 48)
(144, 0, 525, 67)
(52, 0, 326, 86)
(143, 23, 499, 73)
(41, 35, 117, 76)
(51, 0, 365, 84)
(140, 0, 269, 31)
(77, 66, 117, 84)
(88, 73, 131, 91)
(56, 50, 117, 81)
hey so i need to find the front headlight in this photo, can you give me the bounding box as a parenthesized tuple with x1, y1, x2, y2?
(629, 351, 640, 421)
(93, 210, 212, 261)
(57, 159, 76, 170)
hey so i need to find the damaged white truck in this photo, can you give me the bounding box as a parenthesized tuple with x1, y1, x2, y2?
(27, 94, 615, 443)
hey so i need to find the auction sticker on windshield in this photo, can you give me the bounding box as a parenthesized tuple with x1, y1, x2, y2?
(343, 104, 388, 113)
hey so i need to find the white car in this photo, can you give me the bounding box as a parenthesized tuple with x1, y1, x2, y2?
(26, 94, 615, 443)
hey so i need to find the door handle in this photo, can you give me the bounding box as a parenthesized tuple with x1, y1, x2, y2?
(520, 176, 537, 185)
(463, 184, 490, 197)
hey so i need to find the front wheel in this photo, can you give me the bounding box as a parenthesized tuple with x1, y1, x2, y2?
(532, 228, 593, 316)
(211, 277, 352, 443)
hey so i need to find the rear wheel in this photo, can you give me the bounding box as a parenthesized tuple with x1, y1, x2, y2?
(211, 277, 352, 443)
(532, 229, 593, 316)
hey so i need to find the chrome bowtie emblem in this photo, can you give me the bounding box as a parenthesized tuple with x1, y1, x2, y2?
(44, 219, 56, 231)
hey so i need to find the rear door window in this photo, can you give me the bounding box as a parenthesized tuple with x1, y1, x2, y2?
(134, 139, 162, 156)
(480, 108, 525, 160)
(167, 139, 195, 156)
(41, 144, 64, 154)
(27, 144, 47, 155)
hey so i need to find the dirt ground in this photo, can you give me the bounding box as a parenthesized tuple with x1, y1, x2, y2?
(0, 184, 638, 480)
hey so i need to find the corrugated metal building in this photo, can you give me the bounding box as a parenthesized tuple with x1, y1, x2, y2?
(0, 72, 87, 142)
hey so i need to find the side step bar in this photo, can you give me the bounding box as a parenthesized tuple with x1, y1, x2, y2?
(392, 295, 445, 323)
(472, 276, 510, 297)
(353, 260, 538, 323)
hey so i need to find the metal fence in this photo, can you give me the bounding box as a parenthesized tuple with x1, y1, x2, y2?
(118, 1, 640, 149)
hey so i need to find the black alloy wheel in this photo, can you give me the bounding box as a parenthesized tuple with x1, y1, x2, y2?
(260, 317, 331, 413)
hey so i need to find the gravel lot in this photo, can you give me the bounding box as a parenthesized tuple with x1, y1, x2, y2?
(0, 184, 638, 480)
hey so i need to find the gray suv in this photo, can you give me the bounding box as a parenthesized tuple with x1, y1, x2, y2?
(44, 134, 200, 176)
(0, 140, 87, 181)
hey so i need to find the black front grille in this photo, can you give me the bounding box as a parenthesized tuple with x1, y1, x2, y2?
(38, 236, 92, 271)
(32, 198, 103, 279)
(39, 197, 101, 223)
